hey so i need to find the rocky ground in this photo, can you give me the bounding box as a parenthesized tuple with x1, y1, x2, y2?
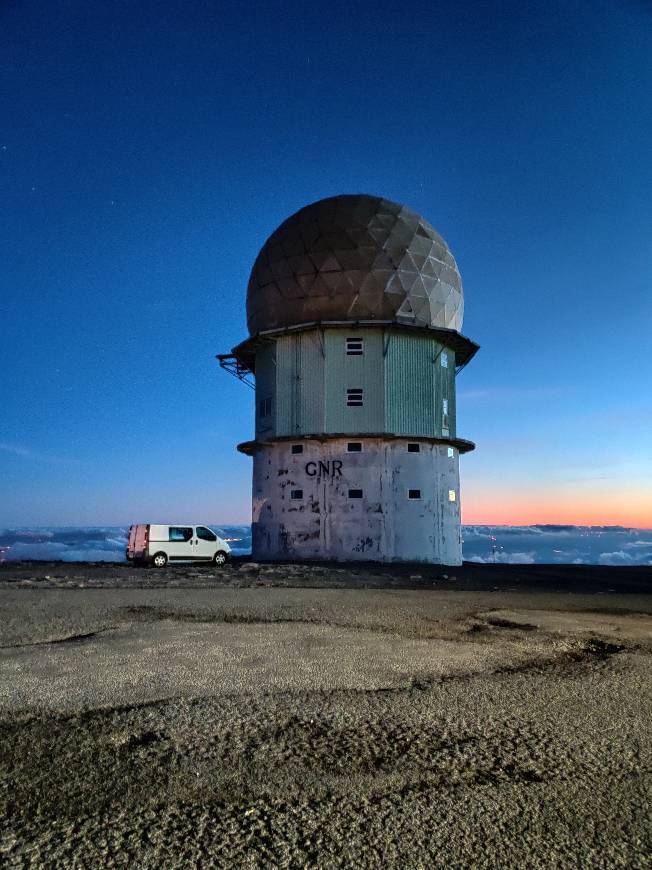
(0, 560, 650, 867)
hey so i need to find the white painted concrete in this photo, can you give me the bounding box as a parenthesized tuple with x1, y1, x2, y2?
(251, 438, 462, 564)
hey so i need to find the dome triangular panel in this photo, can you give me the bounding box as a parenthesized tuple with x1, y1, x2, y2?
(246, 194, 464, 334)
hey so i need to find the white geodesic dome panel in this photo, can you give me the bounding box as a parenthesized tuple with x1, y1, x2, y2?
(246, 194, 464, 335)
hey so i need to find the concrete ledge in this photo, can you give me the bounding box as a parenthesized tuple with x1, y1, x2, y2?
(238, 433, 476, 456)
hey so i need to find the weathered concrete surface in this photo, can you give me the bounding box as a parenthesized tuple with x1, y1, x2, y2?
(252, 437, 463, 564)
(0, 563, 651, 867)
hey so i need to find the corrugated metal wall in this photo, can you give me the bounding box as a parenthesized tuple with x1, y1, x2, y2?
(274, 336, 298, 436)
(299, 330, 324, 433)
(258, 327, 457, 439)
(385, 335, 457, 438)
(255, 341, 276, 438)
(385, 333, 436, 436)
(274, 331, 324, 436)
(324, 329, 384, 433)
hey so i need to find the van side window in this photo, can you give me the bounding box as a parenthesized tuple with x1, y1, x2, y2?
(169, 526, 193, 542)
(196, 526, 217, 542)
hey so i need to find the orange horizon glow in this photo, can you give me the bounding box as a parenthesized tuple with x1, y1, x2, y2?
(461, 488, 652, 529)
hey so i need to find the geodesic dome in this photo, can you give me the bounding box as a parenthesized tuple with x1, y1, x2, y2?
(246, 194, 464, 335)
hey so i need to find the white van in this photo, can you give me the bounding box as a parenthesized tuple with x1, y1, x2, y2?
(126, 524, 231, 567)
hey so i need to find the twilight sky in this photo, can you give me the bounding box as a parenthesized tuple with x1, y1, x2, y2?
(1, 0, 650, 528)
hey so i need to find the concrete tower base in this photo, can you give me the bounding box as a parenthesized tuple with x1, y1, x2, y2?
(247, 437, 463, 565)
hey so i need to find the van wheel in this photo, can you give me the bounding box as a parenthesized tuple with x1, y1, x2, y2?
(213, 551, 227, 566)
(152, 552, 168, 568)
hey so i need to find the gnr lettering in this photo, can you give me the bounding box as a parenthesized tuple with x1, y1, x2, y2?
(305, 460, 343, 478)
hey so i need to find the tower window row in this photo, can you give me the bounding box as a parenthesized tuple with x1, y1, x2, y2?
(290, 442, 456, 457)
(288, 488, 459, 502)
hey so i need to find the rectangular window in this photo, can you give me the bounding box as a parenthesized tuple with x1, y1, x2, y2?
(348, 489, 363, 499)
(407, 443, 420, 453)
(291, 489, 303, 500)
(291, 444, 303, 455)
(258, 397, 272, 417)
(441, 351, 448, 368)
(448, 490, 456, 502)
(408, 489, 421, 499)
(169, 526, 193, 542)
(442, 398, 449, 431)
(447, 447, 454, 458)
(347, 442, 362, 452)
(347, 388, 363, 407)
(346, 337, 364, 355)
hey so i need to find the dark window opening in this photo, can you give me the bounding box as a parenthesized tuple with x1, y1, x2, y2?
(347, 442, 362, 452)
(407, 443, 420, 453)
(291, 489, 303, 500)
(348, 489, 363, 499)
(169, 526, 193, 542)
(347, 388, 363, 407)
(196, 526, 217, 542)
(291, 444, 303, 454)
(408, 489, 421, 500)
(346, 337, 364, 355)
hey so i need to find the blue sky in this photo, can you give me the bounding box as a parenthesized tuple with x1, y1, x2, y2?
(1, 0, 650, 527)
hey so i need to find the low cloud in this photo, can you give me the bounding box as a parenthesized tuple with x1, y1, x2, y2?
(598, 550, 652, 566)
(464, 524, 585, 539)
(468, 551, 536, 565)
(1, 525, 651, 566)
(462, 525, 652, 565)
(0, 526, 252, 561)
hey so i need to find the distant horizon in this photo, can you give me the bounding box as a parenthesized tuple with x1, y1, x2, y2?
(1, 522, 650, 532)
(1, 523, 651, 567)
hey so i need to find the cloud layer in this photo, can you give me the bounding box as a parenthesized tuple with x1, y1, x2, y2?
(462, 525, 652, 566)
(1, 525, 651, 565)
(0, 526, 253, 562)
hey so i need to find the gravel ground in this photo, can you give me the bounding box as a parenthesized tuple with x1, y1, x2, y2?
(0, 561, 650, 867)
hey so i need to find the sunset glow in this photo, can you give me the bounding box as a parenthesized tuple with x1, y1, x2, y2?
(462, 487, 652, 529)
